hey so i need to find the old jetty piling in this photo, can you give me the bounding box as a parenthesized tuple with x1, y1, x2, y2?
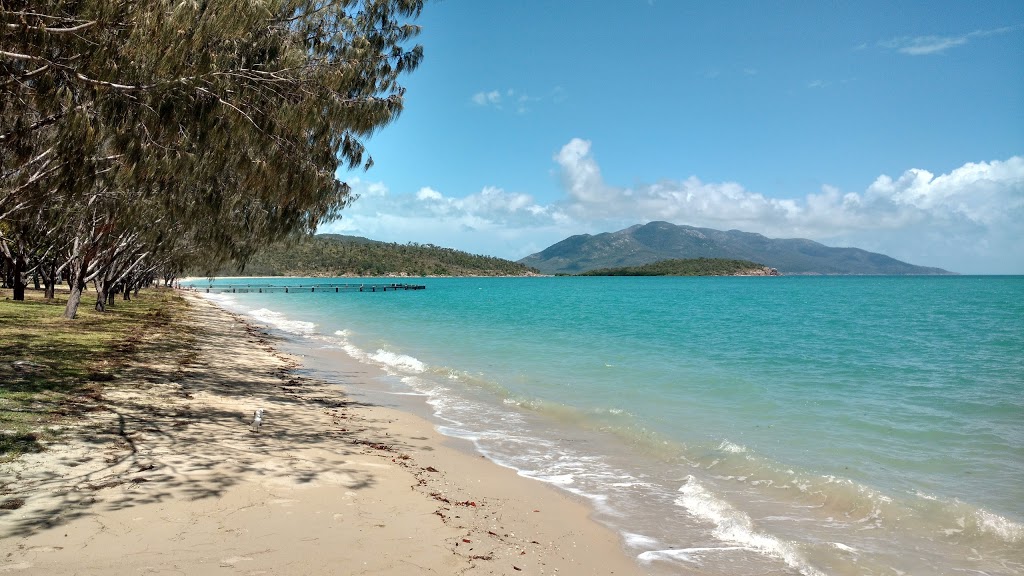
(202, 283, 426, 294)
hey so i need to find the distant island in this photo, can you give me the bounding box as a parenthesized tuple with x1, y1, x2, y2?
(576, 258, 779, 277)
(519, 221, 955, 276)
(200, 234, 539, 277)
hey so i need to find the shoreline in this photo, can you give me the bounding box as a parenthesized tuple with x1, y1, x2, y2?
(178, 273, 550, 282)
(0, 291, 643, 575)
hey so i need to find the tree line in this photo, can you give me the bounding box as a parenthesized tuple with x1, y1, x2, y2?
(214, 234, 539, 277)
(1, 0, 425, 318)
(577, 258, 778, 276)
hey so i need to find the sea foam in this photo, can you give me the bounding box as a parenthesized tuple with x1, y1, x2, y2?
(248, 308, 316, 335)
(675, 475, 825, 576)
(368, 350, 426, 373)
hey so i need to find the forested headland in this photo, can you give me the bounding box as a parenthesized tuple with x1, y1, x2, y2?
(209, 234, 538, 277)
(1, 1, 426, 318)
(576, 258, 780, 277)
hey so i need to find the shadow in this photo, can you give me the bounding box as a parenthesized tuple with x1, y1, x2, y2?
(0, 295, 433, 540)
(0, 433, 44, 458)
(0, 291, 196, 460)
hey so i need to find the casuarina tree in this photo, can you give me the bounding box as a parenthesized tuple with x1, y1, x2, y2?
(1, 0, 425, 317)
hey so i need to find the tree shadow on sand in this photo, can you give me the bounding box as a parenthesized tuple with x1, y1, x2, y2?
(0, 298, 425, 540)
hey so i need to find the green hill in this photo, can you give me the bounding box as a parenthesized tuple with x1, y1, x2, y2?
(206, 234, 538, 277)
(578, 258, 779, 276)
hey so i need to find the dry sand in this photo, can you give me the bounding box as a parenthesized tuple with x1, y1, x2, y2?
(0, 293, 642, 575)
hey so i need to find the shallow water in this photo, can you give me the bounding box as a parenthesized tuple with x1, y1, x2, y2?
(190, 276, 1024, 575)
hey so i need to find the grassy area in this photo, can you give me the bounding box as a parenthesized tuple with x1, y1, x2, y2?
(0, 286, 192, 462)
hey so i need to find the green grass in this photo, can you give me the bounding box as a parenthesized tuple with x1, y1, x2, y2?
(0, 287, 191, 461)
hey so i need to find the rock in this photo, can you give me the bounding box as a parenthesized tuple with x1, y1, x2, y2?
(734, 267, 780, 276)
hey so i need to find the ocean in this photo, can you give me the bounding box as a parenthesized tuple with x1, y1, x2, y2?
(187, 275, 1024, 575)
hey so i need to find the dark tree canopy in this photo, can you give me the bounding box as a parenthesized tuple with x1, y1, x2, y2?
(0, 0, 426, 317)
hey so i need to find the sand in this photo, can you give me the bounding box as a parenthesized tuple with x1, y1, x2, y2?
(0, 293, 642, 575)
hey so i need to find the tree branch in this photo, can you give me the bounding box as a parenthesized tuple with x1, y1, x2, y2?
(3, 20, 97, 34)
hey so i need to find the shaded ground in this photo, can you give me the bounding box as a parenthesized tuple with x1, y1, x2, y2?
(1, 293, 397, 539)
(0, 288, 187, 462)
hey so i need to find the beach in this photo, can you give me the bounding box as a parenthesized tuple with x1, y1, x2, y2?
(179, 275, 1024, 576)
(0, 292, 642, 575)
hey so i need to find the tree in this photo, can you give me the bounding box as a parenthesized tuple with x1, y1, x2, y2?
(1, 0, 425, 316)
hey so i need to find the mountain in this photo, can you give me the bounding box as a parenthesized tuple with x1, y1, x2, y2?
(518, 222, 955, 275)
(207, 234, 539, 277)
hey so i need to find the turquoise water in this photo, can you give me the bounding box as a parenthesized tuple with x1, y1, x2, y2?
(191, 276, 1024, 575)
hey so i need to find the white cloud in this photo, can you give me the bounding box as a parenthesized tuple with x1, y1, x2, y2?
(554, 138, 614, 204)
(471, 90, 502, 106)
(327, 142, 1024, 274)
(550, 139, 1024, 273)
(364, 181, 388, 198)
(322, 177, 570, 257)
(879, 25, 1021, 55)
(470, 87, 562, 113)
(883, 35, 968, 55)
(416, 187, 442, 201)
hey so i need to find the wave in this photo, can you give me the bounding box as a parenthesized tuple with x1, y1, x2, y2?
(368, 350, 427, 373)
(675, 475, 825, 576)
(202, 292, 238, 306)
(248, 308, 316, 336)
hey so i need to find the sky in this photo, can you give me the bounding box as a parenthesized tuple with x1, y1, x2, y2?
(322, 0, 1024, 274)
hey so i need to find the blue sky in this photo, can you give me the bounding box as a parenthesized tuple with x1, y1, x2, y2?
(323, 0, 1024, 274)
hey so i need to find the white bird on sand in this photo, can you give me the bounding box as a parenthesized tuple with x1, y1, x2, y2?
(251, 409, 264, 433)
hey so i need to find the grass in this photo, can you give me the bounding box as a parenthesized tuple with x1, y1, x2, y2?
(0, 286, 192, 462)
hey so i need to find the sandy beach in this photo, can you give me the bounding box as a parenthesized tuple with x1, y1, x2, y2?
(0, 292, 642, 575)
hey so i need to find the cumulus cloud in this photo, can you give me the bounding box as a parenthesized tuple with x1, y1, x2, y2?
(363, 181, 388, 198)
(416, 187, 442, 201)
(327, 141, 1024, 273)
(551, 139, 1024, 273)
(554, 138, 614, 204)
(321, 177, 572, 258)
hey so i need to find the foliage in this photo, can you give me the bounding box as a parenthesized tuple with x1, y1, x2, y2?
(578, 258, 773, 276)
(203, 234, 539, 277)
(1, 1, 427, 317)
(0, 287, 191, 461)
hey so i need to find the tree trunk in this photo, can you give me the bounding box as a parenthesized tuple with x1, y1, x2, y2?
(123, 282, 132, 300)
(65, 281, 84, 318)
(43, 263, 56, 299)
(64, 245, 89, 319)
(12, 254, 27, 301)
(94, 278, 107, 312)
